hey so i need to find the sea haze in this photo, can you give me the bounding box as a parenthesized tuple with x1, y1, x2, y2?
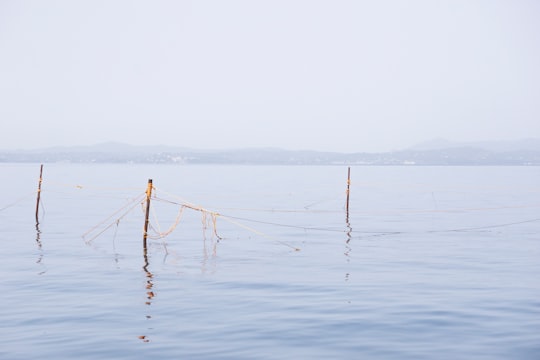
(1, 138, 540, 165)
(1, 164, 539, 359)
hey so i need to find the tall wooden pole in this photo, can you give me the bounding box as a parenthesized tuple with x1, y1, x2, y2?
(344, 167, 352, 269)
(35, 164, 43, 224)
(143, 179, 153, 249)
(345, 166, 351, 215)
(141, 181, 154, 344)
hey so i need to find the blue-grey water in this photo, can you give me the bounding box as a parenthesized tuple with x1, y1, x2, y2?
(1, 164, 539, 359)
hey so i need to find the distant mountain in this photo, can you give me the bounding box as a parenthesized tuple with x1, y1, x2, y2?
(36, 142, 192, 154)
(1, 140, 539, 165)
(409, 138, 540, 152)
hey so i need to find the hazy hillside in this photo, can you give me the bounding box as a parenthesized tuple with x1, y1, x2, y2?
(1, 139, 539, 165)
(409, 138, 540, 152)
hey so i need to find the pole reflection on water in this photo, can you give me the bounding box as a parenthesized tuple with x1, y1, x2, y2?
(35, 222, 46, 275)
(344, 166, 352, 281)
(139, 246, 155, 343)
(344, 212, 352, 282)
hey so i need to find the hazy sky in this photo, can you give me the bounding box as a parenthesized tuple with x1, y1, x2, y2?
(1, 0, 539, 152)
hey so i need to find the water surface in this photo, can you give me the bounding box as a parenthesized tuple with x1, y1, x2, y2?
(1, 164, 539, 359)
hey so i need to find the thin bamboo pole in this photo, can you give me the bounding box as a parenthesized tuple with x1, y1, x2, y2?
(345, 166, 351, 215)
(35, 164, 43, 224)
(143, 179, 153, 249)
(345, 166, 352, 247)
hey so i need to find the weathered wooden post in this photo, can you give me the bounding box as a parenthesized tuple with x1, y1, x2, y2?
(345, 167, 352, 246)
(346, 166, 351, 215)
(35, 164, 43, 223)
(143, 179, 153, 249)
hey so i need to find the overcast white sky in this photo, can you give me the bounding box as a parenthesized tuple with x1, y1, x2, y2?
(1, 0, 539, 152)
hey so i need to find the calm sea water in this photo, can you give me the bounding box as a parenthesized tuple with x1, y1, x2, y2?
(1, 164, 539, 359)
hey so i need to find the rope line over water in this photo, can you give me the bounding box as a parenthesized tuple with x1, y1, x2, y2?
(0, 191, 36, 212)
(3, 169, 537, 249)
(142, 185, 540, 249)
(428, 217, 540, 233)
(150, 192, 297, 250)
(83, 193, 146, 244)
(147, 203, 186, 240)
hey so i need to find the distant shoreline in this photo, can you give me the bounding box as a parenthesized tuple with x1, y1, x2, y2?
(1, 144, 539, 166)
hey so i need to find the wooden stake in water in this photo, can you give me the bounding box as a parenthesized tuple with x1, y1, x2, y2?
(346, 166, 351, 215)
(35, 164, 43, 224)
(143, 179, 153, 249)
